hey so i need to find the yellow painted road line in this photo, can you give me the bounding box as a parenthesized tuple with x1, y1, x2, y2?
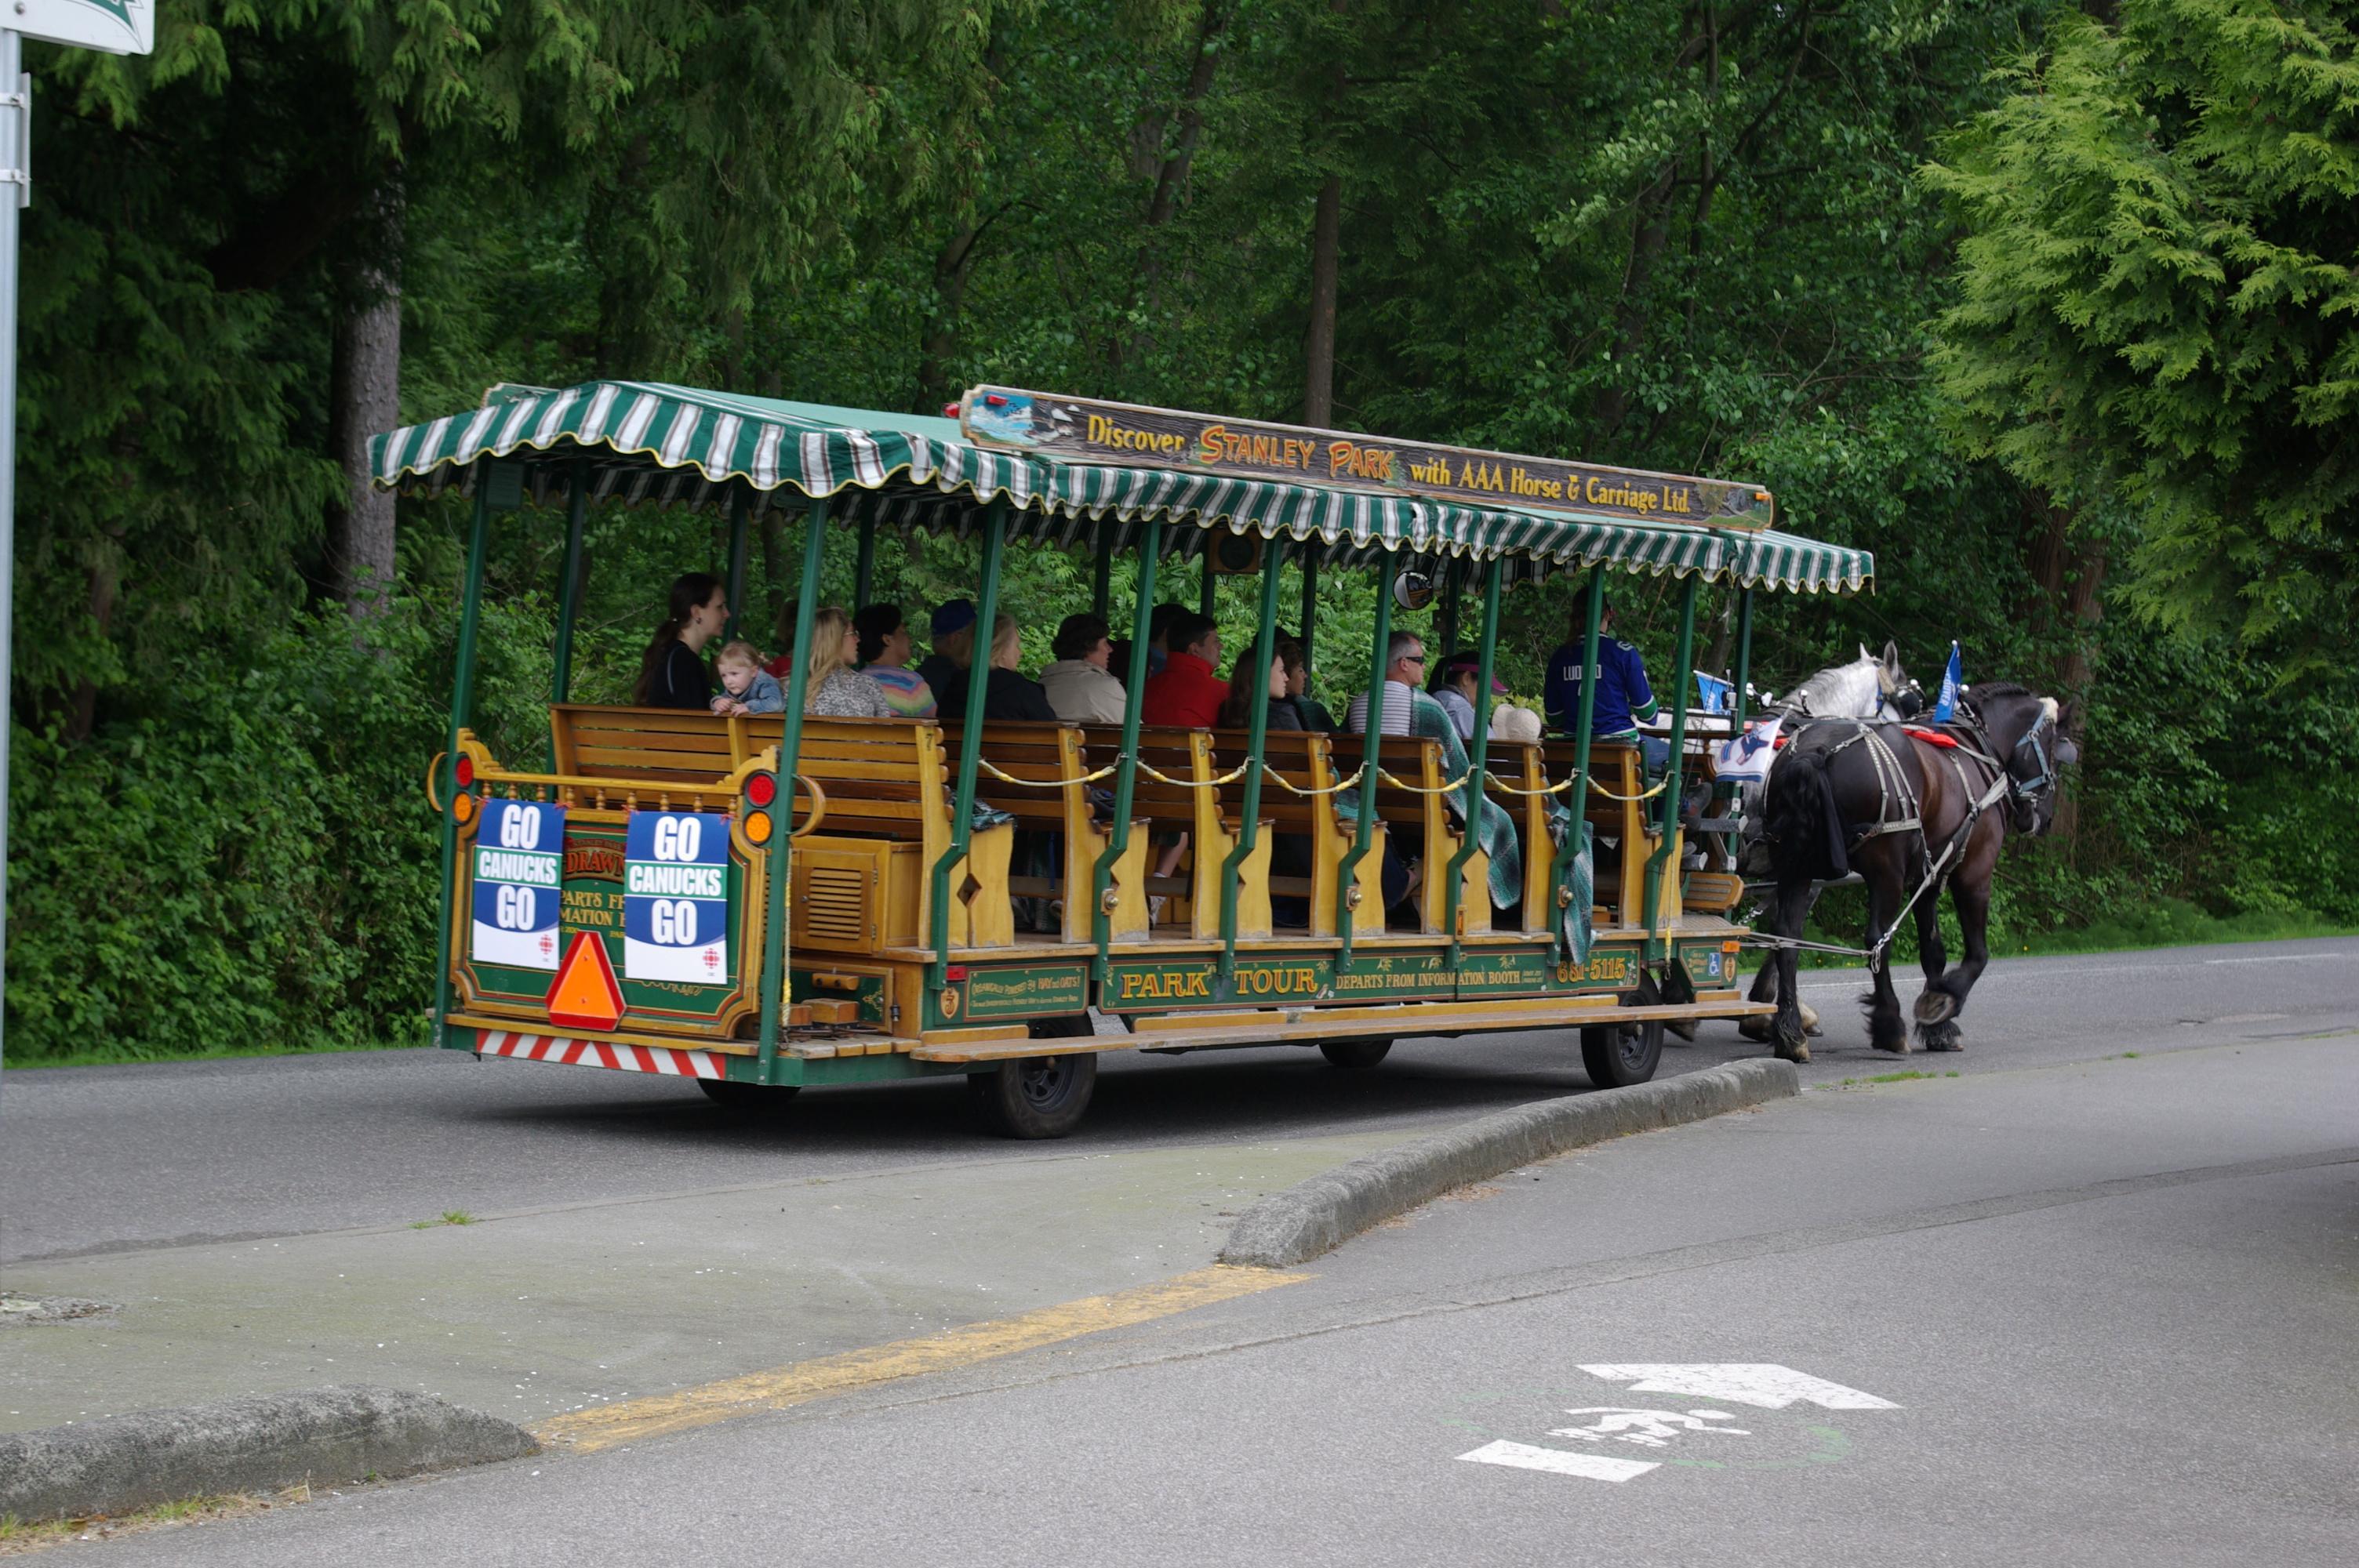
(534, 1264, 1309, 1454)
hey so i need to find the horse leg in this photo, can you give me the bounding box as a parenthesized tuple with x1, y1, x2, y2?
(1922, 873, 1992, 1053)
(1738, 943, 1777, 1042)
(1860, 859, 1910, 1054)
(1911, 868, 1957, 1037)
(1768, 877, 1812, 1063)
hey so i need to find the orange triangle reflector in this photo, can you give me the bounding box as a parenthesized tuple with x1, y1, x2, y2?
(546, 931, 626, 1032)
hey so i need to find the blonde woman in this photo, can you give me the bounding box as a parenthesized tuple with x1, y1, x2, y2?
(937, 613, 1057, 722)
(802, 607, 896, 718)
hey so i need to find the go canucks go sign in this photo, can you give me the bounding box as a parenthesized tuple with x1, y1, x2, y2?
(959, 386, 1775, 530)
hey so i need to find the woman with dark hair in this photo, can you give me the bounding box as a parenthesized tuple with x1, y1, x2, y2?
(1277, 633, 1336, 731)
(852, 603, 937, 718)
(1218, 637, 1303, 731)
(1040, 613, 1127, 724)
(634, 572, 726, 709)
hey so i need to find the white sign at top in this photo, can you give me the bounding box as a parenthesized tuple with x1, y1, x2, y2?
(13, 0, 154, 56)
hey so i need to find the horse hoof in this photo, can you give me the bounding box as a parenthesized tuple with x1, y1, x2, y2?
(1872, 1036, 1910, 1055)
(1799, 1001, 1822, 1035)
(1737, 1014, 1772, 1044)
(1776, 1038, 1811, 1065)
(1921, 1020, 1964, 1052)
(1914, 989, 1957, 1025)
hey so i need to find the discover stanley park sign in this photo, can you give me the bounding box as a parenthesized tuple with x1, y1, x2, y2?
(16, 0, 152, 53)
(958, 386, 1776, 530)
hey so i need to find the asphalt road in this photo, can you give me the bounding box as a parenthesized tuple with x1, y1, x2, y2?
(71, 986, 2359, 1564)
(4, 936, 2354, 1264)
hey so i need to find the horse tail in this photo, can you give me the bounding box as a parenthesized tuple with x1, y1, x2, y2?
(1766, 746, 1848, 883)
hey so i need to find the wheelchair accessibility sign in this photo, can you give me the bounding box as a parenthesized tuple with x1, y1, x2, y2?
(623, 811, 731, 983)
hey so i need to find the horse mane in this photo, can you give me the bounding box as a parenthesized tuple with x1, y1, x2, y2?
(1968, 681, 2030, 701)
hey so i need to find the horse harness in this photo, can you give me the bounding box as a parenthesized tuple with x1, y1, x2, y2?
(1789, 703, 2051, 971)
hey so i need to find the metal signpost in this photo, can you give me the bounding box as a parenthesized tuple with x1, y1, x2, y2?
(0, 3, 155, 1080)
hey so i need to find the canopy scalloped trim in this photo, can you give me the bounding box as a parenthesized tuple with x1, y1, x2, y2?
(369, 381, 1872, 596)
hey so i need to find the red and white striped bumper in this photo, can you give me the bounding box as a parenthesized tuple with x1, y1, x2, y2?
(474, 1030, 727, 1080)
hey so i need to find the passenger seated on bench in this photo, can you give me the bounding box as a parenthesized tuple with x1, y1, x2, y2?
(634, 572, 726, 710)
(917, 599, 976, 699)
(711, 640, 786, 716)
(1218, 639, 1301, 731)
(1345, 630, 1423, 736)
(1430, 650, 1506, 742)
(1544, 598, 1669, 774)
(1040, 614, 1128, 724)
(939, 614, 1058, 723)
(852, 603, 938, 719)
(801, 608, 897, 718)
(1141, 612, 1225, 728)
(1278, 633, 1336, 732)
(1223, 639, 1312, 926)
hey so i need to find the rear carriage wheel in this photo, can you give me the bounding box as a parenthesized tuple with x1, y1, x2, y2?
(1318, 1039, 1394, 1071)
(969, 1051, 1097, 1139)
(697, 1078, 801, 1110)
(1580, 1019, 1664, 1089)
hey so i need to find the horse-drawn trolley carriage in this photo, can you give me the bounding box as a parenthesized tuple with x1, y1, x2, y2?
(376, 383, 1877, 1136)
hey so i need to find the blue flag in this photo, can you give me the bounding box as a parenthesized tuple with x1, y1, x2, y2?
(1932, 642, 1962, 723)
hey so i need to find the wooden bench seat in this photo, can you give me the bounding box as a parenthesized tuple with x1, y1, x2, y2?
(547, 703, 749, 797)
(740, 714, 1014, 950)
(1200, 728, 1386, 939)
(940, 720, 1150, 944)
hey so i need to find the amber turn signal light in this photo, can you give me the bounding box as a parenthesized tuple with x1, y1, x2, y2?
(743, 810, 773, 844)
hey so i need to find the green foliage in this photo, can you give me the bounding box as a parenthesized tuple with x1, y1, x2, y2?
(1927, 0, 2359, 651)
(12, 0, 2359, 1062)
(6, 597, 550, 1061)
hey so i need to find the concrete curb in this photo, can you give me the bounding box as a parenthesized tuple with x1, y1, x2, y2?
(0, 1384, 537, 1523)
(1220, 1058, 1801, 1268)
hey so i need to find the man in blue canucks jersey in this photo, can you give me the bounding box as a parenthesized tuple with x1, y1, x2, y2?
(1543, 601, 1669, 772)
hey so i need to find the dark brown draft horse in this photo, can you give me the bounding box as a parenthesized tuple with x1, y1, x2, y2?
(1761, 685, 2072, 1062)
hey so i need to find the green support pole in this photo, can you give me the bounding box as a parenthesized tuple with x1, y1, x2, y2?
(1334, 564, 1394, 969)
(1436, 558, 1462, 663)
(1090, 517, 1163, 990)
(550, 462, 589, 710)
(1297, 541, 1320, 670)
(1091, 517, 1115, 621)
(431, 481, 496, 1051)
(852, 522, 877, 613)
(1444, 557, 1504, 966)
(1554, 566, 1608, 932)
(1199, 543, 1219, 624)
(1730, 587, 1754, 737)
(1217, 534, 1289, 991)
(930, 499, 1008, 991)
(758, 498, 829, 1083)
(1640, 573, 1700, 954)
(723, 488, 751, 640)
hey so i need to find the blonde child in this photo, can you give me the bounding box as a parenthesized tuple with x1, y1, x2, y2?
(710, 640, 787, 716)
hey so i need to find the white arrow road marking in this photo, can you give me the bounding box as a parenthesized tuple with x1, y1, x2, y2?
(1578, 1364, 1899, 1410)
(1456, 1440, 1659, 1483)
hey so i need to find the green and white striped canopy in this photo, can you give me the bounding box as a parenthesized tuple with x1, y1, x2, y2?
(370, 380, 1873, 595)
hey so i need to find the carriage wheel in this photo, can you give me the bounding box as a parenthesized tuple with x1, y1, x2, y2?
(1318, 1039, 1394, 1070)
(969, 1051, 1097, 1139)
(1580, 1019, 1664, 1089)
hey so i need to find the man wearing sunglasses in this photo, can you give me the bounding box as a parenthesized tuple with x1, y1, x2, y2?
(1346, 630, 1427, 737)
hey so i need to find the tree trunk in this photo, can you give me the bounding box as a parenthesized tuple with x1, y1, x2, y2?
(67, 555, 118, 744)
(1591, 169, 1674, 438)
(916, 222, 983, 412)
(1120, 3, 1229, 372)
(1303, 175, 1342, 426)
(326, 176, 404, 617)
